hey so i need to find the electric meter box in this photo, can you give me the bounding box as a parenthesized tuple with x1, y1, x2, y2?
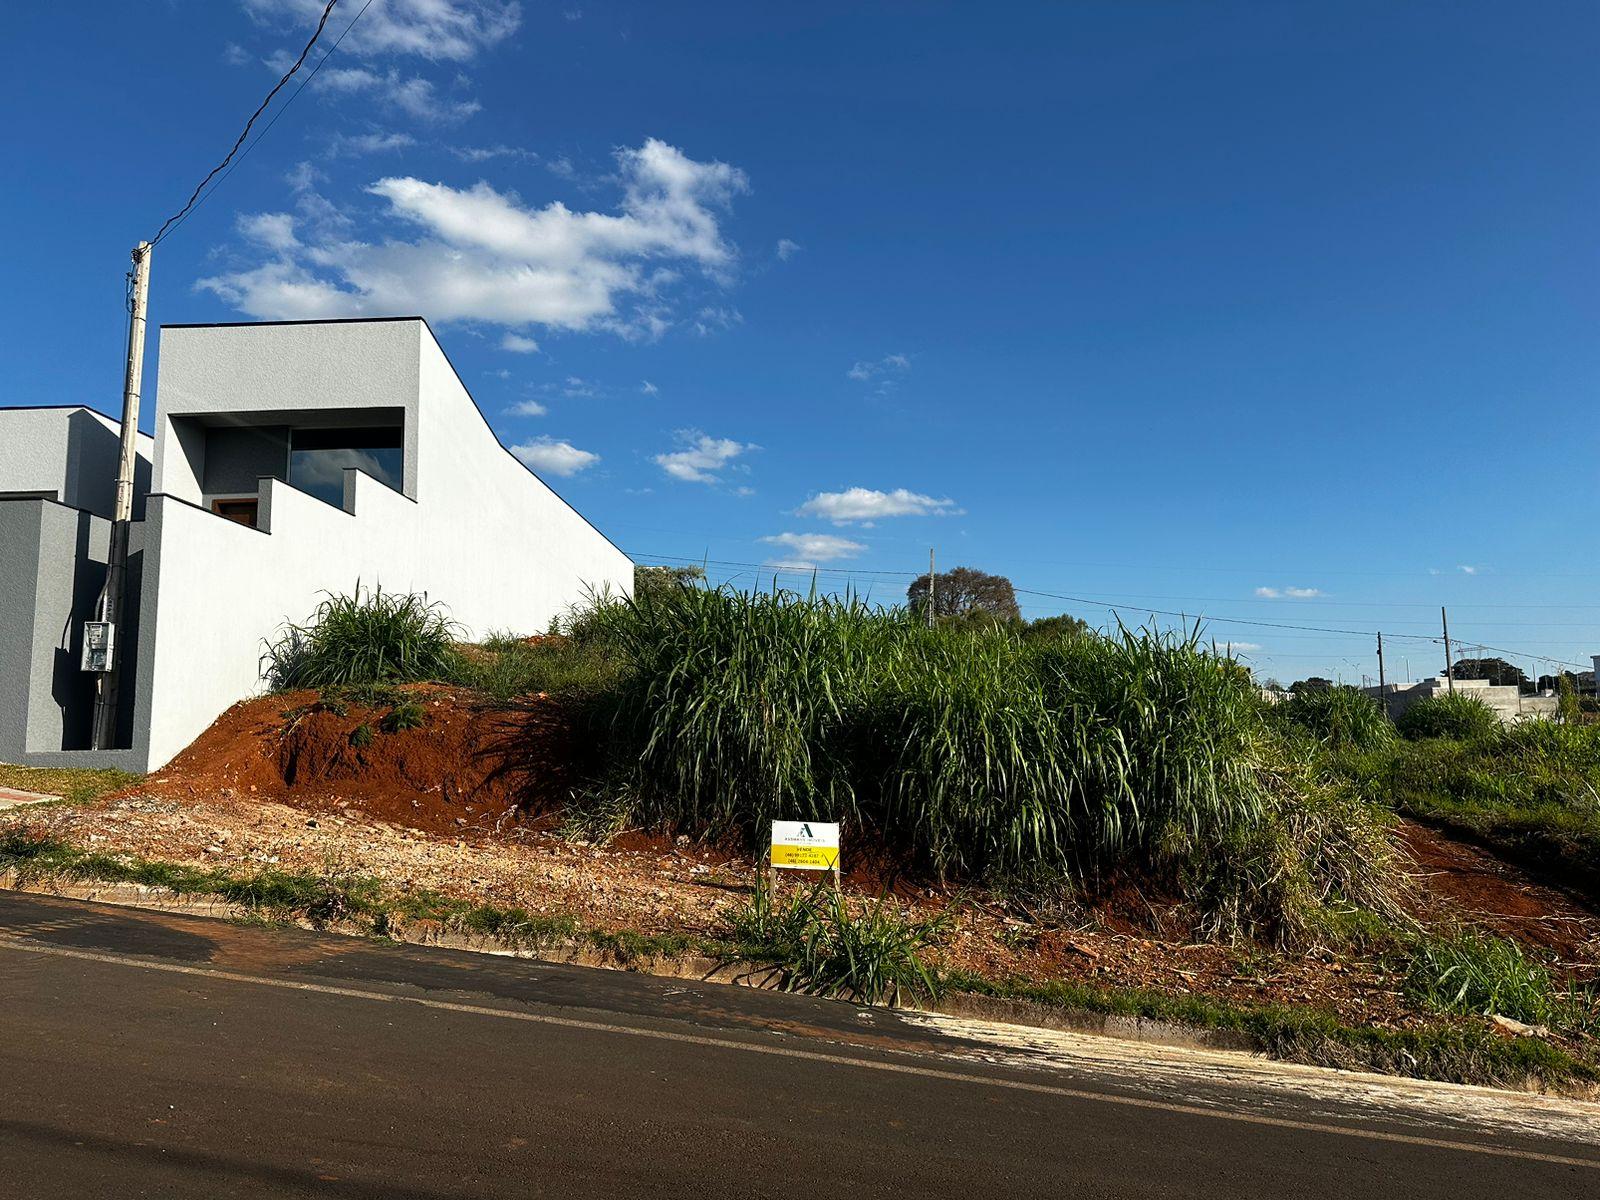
(81, 621, 116, 673)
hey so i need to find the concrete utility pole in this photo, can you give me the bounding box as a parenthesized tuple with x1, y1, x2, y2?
(1440, 606, 1455, 694)
(1376, 631, 1387, 698)
(91, 242, 152, 750)
(926, 548, 936, 628)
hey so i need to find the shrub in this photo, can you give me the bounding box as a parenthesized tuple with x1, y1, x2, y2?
(1396, 693, 1499, 742)
(727, 878, 948, 1004)
(264, 585, 458, 689)
(1275, 686, 1394, 751)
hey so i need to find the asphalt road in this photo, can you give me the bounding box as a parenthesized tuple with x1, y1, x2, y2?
(1, 890, 1597, 1199)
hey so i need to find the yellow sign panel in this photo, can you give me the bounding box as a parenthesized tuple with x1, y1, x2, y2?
(771, 842, 841, 870)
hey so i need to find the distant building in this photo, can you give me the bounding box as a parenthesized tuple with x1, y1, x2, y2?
(1364, 675, 1558, 725)
(0, 317, 633, 773)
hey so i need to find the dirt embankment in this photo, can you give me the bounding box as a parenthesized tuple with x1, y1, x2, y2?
(140, 686, 578, 837)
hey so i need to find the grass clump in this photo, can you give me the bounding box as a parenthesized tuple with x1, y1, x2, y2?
(727, 878, 948, 1004)
(1273, 686, 1394, 751)
(381, 699, 428, 733)
(1403, 930, 1591, 1030)
(264, 584, 458, 690)
(1396, 692, 1499, 741)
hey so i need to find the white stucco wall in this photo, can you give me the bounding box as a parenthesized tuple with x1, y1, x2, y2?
(129, 318, 633, 769)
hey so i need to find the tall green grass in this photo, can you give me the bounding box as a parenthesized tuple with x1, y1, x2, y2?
(1396, 692, 1499, 741)
(263, 585, 458, 689)
(447, 632, 626, 702)
(578, 584, 1398, 939)
(1273, 685, 1394, 751)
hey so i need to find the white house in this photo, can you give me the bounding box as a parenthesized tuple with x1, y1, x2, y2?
(0, 317, 633, 773)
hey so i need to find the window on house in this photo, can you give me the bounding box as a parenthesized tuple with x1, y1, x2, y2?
(287, 427, 403, 507)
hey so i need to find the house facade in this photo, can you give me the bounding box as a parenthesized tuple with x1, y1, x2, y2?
(0, 317, 633, 774)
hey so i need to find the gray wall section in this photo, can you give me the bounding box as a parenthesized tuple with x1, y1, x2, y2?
(202, 425, 290, 497)
(0, 408, 152, 521)
(0, 497, 146, 768)
(0, 501, 41, 762)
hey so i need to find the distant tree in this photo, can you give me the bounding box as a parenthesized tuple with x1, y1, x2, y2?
(634, 564, 706, 602)
(907, 566, 1021, 624)
(1260, 677, 1286, 694)
(1291, 677, 1335, 693)
(1020, 613, 1090, 642)
(1450, 657, 1527, 690)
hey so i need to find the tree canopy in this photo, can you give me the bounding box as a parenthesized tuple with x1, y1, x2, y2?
(1450, 657, 1528, 689)
(907, 566, 1021, 624)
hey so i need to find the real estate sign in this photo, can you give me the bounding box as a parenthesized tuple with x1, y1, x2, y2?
(770, 821, 840, 871)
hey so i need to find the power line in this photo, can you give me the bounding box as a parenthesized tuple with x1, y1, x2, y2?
(150, 0, 347, 246)
(630, 551, 1594, 671)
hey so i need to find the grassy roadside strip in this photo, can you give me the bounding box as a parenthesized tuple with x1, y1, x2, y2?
(947, 973, 1594, 1092)
(1, 831, 1593, 1094)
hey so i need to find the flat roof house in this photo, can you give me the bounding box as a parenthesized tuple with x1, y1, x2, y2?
(0, 317, 633, 774)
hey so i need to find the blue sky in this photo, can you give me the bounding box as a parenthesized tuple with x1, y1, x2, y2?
(3, 1, 1598, 683)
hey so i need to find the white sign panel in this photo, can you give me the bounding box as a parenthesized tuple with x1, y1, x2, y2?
(770, 820, 840, 871)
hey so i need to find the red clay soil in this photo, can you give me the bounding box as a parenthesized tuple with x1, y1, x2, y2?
(138, 686, 577, 837)
(1398, 820, 1600, 972)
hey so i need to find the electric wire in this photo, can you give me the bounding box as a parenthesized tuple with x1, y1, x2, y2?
(629, 551, 1594, 672)
(149, 0, 354, 246)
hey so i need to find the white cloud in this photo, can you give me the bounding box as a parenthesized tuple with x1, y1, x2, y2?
(640, 380, 658, 395)
(312, 66, 479, 123)
(847, 353, 911, 382)
(509, 437, 598, 476)
(201, 139, 749, 336)
(759, 532, 866, 566)
(1216, 641, 1262, 653)
(451, 143, 536, 163)
(1458, 564, 1479, 575)
(327, 130, 416, 157)
(506, 399, 547, 416)
(692, 306, 742, 336)
(776, 238, 801, 260)
(236, 211, 298, 252)
(500, 332, 540, 353)
(654, 431, 755, 484)
(796, 487, 960, 525)
(1257, 586, 1323, 599)
(222, 41, 252, 66)
(243, 0, 520, 63)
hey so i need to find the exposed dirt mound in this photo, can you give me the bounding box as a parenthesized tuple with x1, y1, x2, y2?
(1399, 820, 1600, 970)
(141, 686, 577, 836)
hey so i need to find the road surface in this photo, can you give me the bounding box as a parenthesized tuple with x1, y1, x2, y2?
(1, 889, 1597, 1198)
